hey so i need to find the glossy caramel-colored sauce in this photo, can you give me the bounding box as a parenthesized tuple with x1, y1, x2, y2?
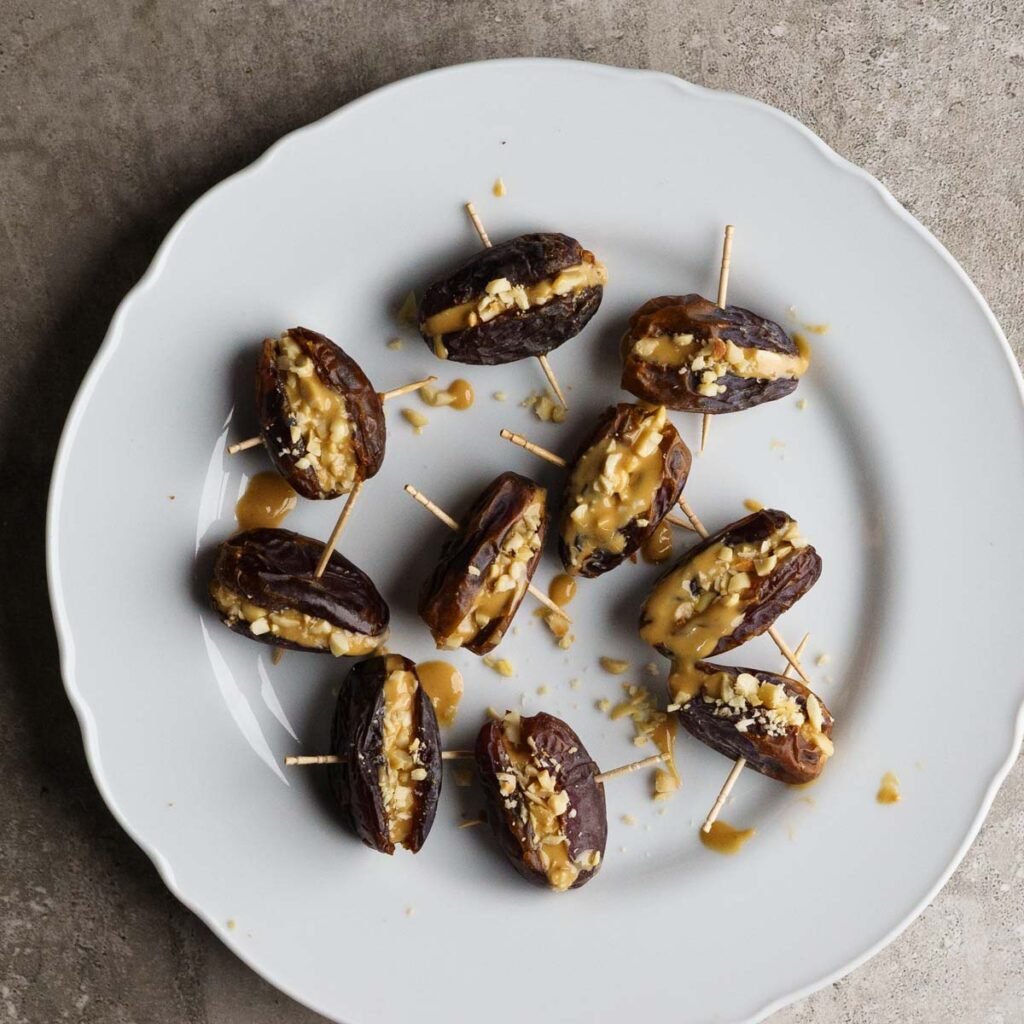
(877, 771, 901, 804)
(423, 259, 608, 340)
(420, 378, 475, 410)
(641, 520, 673, 563)
(700, 820, 756, 855)
(794, 333, 812, 361)
(416, 661, 464, 727)
(548, 574, 577, 608)
(235, 472, 297, 531)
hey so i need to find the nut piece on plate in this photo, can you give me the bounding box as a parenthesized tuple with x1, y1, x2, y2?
(417, 232, 607, 364)
(418, 472, 548, 656)
(558, 402, 692, 578)
(639, 509, 821, 661)
(674, 663, 834, 785)
(475, 711, 606, 891)
(257, 327, 386, 499)
(209, 527, 389, 656)
(328, 654, 443, 854)
(621, 295, 808, 413)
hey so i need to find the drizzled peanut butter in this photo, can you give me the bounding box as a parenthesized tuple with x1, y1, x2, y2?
(642, 517, 831, 758)
(446, 501, 544, 649)
(631, 332, 809, 396)
(562, 404, 669, 572)
(495, 712, 598, 892)
(423, 258, 608, 345)
(209, 580, 382, 657)
(416, 661, 464, 727)
(235, 472, 297, 531)
(274, 332, 358, 494)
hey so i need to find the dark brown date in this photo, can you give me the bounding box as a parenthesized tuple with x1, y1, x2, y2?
(640, 509, 821, 660)
(418, 472, 547, 655)
(679, 663, 834, 785)
(257, 327, 386, 500)
(417, 233, 606, 365)
(475, 712, 607, 891)
(327, 655, 442, 854)
(209, 527, 389, 655)
(558, 402, 692, 578)
(621, 295, 805, 413)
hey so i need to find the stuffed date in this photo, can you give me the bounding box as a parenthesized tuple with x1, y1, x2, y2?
(621, 295, 808, 413)
(327, 655, 442, 854)
(209, 527, 389, 655)
(418, 472, 547, 655)
(639, 509, 821, 661)
(417, 232, 607, 365)
(476, 711, 606, 891)
(257, 327, 386, 500)
(558, 403, 691, 578)
(673, 662, 834, 785)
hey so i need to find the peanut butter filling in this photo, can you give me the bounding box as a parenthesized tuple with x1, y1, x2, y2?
(630, 332, 809, 396)
(445, 501, 544, 649)
(495, 712, 599, 892)
(272, 332, 359, 494)
(423, 257, 608, 351)
(642, 519, 832, 758)
(562, 404, 669, 571)
(209, 580, 383, 657)
(379, 664, 426, 847)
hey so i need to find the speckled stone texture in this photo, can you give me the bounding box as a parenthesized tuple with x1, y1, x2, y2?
(1, 1, 1021, 1021)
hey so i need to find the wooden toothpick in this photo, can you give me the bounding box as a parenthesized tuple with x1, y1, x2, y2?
(594, 752, 668, 784)
(378, 375, 437, 402)
(499, 429, 567, 467)
(313, 478, 365, 578)
(464, 201, 568, 410)
(700, 224, 735, 454)
(226, 436, 264, 455)
(403, 483, 568, 621)
(700, 633, 809, 833)
(227, 375, 437, 455)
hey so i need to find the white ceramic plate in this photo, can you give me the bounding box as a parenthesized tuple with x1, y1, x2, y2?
(48, 59, 1024, 1024)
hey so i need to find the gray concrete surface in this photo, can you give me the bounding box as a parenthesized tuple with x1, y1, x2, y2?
(2, 1, 1022, 1020)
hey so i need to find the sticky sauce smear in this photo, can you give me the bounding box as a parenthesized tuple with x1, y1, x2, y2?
(420, 378, 475, 410)
(877, 771, 901, 804)
(416, 661, 464, 727)
(700, 820, 756, 855)
(548, 573, 577, 608)
(641, 520, 673, 564)
(802, 322, 830, 335)
(235, 472, 297, 531)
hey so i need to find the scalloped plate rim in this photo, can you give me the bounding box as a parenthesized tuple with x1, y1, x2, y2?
(46, 57, 1024, 1024)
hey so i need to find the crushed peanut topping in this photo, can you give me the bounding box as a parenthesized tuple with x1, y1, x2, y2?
(631, 330, 808, 393)
(272, 332, 358, 495)
(447, 501, 544, 650)
(601, 683, 680, 799)
(562, 404, 670, 571)
(493, 712, 596, 892)
(401, 408, 428, 434)
(387, 337, 403, 350)
(482, 655, 515, 677)
(378, 666, 425, 848)
(209, 580, 382, 657)
(599, 657, 631, 675)
(522, 389, 567, 423)
(423, 258, 607, 345)
(492, 177, 507, 197)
